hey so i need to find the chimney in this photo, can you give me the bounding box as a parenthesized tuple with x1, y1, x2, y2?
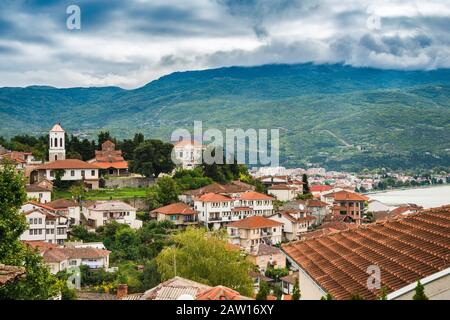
(116, 284, 128, 299)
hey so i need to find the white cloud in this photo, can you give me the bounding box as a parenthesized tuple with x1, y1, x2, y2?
(0, 0, 448, 88)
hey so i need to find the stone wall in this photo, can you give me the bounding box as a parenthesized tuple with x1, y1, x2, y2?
(103, 176, 154, 189)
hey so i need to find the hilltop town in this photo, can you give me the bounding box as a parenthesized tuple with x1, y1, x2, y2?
(0, 123, 449, 301)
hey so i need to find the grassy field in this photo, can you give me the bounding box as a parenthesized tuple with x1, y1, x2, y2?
(52, 187, 149, 201)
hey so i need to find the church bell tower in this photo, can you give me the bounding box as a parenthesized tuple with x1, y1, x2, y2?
(49, 123, 66, 162)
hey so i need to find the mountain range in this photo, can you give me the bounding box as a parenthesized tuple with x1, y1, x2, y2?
(1, 63, 449, 172)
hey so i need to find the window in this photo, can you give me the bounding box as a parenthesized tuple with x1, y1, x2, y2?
(170, 215, 177, 221)
(38, 229, 42, 235)
(33, 218, 38, 224)
(71, 170, 75, 177)
(38, 218, 42, 224)
(29, 230, 33, 235)
(29, 218, 33, 224)
(60, 138, 63, 147)
(50, 170, 54, 177)
(54, 137, 58, 147)
(91, 170, 95, 176)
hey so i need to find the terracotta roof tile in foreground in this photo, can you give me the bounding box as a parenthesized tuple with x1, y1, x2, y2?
(196, 286, 243, 300)
(0, 264, 26, 286)
(227, 216, 282, 229)
(141, 276, 211, 300)
(282, 206, 450, 300)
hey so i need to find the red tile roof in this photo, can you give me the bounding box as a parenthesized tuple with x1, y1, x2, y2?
(325, 190, 369, 201)
(92, 161, 128, 169)
(196, 286, 242, 300)
(307, 199, 329, 207)
(47, 199, 78, 209)
(310, 185, 333, 192)
(282, 206, 450, 300)
(50, 124, 64, 132)
(268, 184, 295, 190)
(194, 193, 233, 202)
(238, 191, 274, 201)
(227, 216, 282, 229)
(151, 202, 197, 215)
(37, 159, 99, 170)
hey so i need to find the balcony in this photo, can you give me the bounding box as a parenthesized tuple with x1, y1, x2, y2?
(208, 216, 222, 222)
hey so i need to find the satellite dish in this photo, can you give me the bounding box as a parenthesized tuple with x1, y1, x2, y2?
(177, 294, 195, 300)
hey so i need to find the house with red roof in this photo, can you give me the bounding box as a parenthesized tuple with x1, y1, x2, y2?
(323, 190, 369, 224)
(226, 216, 283, 251)
(193, 191, 275, 229)
(29, 124, 100, 189)
(19, 204, 69, 245)
(152, 202, 198, 228)
(87, 140, 129, 176)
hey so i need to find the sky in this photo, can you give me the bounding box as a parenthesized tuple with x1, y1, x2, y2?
(0, 0, 449, 88)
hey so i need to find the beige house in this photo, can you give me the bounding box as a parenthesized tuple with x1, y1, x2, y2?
(267, 184, 297, 201)
(247, 243, 286, 273)
(25, 184, 52, 204)
(83, 200, 142, 229)
(227, 216, 283, 251)
(269, 210, 316, 241)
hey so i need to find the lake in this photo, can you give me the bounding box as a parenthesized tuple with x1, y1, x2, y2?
(367, 185, 450, 208)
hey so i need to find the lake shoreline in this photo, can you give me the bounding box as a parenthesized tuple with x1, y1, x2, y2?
(365, 183, 449, 195)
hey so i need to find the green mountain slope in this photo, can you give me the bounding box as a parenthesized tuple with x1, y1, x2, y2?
(0, 64, 449, 171)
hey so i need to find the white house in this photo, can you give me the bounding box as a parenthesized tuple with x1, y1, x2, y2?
(25, 184, 52, 204)
(194, 191, 275, 229)
(83, 200, 142, 229)
(172, 140, 204, 170)
(194, 193, 234, 229)
(33, 159, 100, 189)
(41, 246, 110, 274)
(227, 216, 283, 252)
(267, 184, 297, 201)
(19, 205, 68, 245)
(47, 199, 82, 226)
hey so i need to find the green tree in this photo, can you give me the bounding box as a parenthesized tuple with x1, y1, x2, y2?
(97, 131, 112, 147)
(256, 280, 269, 300)
(413, 281, 428, 300)
(0, 246, 60, 300)
(140, 260, 161, 290)
(320, 293, 333, 300)
(292, 278, 301, 300)
(146, 177, 180, 211)
(156, 228, 253, 296)
(172, 168, 213, 191)
(0, 163, 27, 265)
(302, 173, 310, 195)
(378, 286, 388, 300)
(131, 140, 175, 178)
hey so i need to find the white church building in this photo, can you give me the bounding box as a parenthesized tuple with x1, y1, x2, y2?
(31, 124, 100, 189)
